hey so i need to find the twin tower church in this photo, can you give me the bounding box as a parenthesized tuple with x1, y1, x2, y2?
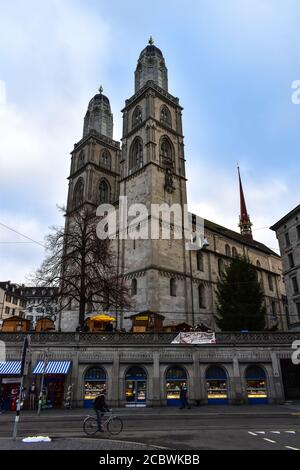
(61, 39, 286, 332)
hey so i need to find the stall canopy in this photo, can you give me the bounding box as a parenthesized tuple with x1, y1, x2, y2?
(90, 314, 116, 322)
(33, 361, 72, 375)
(0, 361, 22, 375)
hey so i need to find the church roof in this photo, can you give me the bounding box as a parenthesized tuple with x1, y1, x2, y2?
(139, 44, 164, 59)
(203, 218, 280, 257)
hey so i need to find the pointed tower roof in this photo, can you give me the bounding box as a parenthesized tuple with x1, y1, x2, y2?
(238, 166, 253, 241)
(135, 37, 168, 93)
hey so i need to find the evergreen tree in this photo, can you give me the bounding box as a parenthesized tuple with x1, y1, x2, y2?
(216, 255, 266, 331)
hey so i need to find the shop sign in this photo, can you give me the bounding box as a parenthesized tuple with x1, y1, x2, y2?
(2, 378, 22, 384)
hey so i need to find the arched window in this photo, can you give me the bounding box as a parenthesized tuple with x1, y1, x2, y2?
(99, 179, 110, 204)
(160, 105, 172, 127)
(206, 366, 228, 404)
(84, 367, 107, 408)
(166, 366, 188, 405)
(245, 365, 268, 404)
(170, 278, 177, 297)
(197, 251, 204, 271)
(160, 137, 174, 169)
(131, 279, 137, 296)
(129, 138, 143, 171)
(198, 284, 206, 309)
(78, 150, 85, 169)
(132, 106, 143, 128)
(256, 260, 261, 268)
(101, 149, 111, 169)
(225, 244, 231, 257)
(232, 247, 238, 258)
(73, 178, 84, 208)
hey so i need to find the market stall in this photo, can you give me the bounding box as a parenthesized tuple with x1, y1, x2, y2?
(85, 314, 116, 332)
(0, 361, 22, 411)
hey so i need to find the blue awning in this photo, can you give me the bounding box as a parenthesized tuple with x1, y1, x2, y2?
(33, 361, 71, 375)
(0, 361, 22, 375)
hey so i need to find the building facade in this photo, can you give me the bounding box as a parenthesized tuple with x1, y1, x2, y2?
(271, 205, 300, 330)
(61, 39, 287, 332)
(0, 332, 299, 409)
(0, 282, 27, 320)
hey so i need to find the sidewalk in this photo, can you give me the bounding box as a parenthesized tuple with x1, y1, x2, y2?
(1, 403, 300, 422)
(0, 437, 163, 451)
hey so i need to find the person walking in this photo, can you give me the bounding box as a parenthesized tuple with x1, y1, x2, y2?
(93, 386, 110, 431)
(179, 383, 191, 410)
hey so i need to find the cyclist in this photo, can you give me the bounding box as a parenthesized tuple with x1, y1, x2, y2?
(93, 386, 110, 432)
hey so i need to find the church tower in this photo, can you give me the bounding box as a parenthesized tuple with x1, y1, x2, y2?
(118, 38, 194, 328)
(66, 87, 120, 217)
(61, 87, 121, 331)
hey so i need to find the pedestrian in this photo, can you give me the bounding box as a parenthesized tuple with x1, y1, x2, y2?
(179, 383, 191, 410)
(93, 386, 111, 431)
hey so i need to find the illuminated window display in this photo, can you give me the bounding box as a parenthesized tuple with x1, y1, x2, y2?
(125, 366, 147, 407)
(246, 365, 268, 404)
(206, 366, 228, 404)
(84, 366, 107, 408)
(166, 366, 188, 406)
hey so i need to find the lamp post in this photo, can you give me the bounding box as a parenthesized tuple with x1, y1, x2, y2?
(37, 352, 48, 416)
(12, 334, 30, 441)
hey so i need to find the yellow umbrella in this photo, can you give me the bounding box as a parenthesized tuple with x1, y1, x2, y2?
(90, 314, 116, 322)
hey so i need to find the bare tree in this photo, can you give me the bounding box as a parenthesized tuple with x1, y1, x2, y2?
(33, 207, 130, 329)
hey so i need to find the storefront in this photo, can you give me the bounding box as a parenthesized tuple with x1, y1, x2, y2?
(84, 366, 107, 408)
(0, 361, 22, 411)
(206, 365, 228, 404)
(125, 366, 147, 407)
(166, 366, 188, 406)
(32, 361, 72, 409)
(246, 365, 268, 404)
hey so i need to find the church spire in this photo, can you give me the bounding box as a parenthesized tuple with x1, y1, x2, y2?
(238, 166, 253, 241)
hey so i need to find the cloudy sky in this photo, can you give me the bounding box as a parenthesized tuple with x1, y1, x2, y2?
(0, 0, 300, 283)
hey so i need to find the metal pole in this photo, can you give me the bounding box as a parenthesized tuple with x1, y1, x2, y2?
(37, 353, 48, 416)
(12, 335, 30, 441)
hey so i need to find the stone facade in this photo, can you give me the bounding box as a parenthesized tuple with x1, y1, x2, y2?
(1, 332, 300, 408)
(271, 205, 300, 330)
(61, 41, 287, 332)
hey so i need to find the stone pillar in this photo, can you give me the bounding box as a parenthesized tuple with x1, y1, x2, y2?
(152, 352, 161, 407)
(231, 354, 244, 404)
(192, 351, 201, 404)
(70, 352, 80, 407)
(110, 351, 120, 407)
(270, 352, 285, 403)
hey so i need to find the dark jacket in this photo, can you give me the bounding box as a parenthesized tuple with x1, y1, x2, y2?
(93, 394, 109, 412)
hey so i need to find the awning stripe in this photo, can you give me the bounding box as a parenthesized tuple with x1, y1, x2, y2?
(33, 361, 71, 375)
(0, 361, 22, 375)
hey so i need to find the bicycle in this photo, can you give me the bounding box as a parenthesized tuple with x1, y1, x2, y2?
(83, 411, 123, 436)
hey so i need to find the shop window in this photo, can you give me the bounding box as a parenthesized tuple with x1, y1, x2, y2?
(206, 366, 228, 404)
(84, 367, 107, 408)
(125, 366, 147, 406)
(166, 366, 188, 406)
(245, 365, 268, 404)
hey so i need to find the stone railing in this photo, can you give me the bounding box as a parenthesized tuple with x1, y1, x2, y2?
(0, 331, 300, 346)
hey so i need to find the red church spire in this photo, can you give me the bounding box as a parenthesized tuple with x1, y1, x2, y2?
(238, 166, 253, 241)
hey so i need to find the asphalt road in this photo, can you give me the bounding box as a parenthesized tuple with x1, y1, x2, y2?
(1, 405, 300, 450)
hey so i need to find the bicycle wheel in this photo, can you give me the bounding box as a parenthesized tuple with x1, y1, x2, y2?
(83, 416, 99, 436)
(107, 416, 123, 436)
